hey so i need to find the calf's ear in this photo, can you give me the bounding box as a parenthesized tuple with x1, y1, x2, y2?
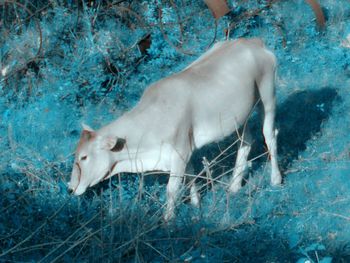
(104, 137, 126, 152)
(81, 123, 96, 141)
(82, 123, 94, 132)
(111, 138, 126, 152)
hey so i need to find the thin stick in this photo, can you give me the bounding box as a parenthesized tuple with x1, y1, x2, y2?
(50, 228, 102, 263)
(321, 210, 350, 221)
(0, 199, 68, 257)
(39, 213, 100, 263)
(305, 0, 326, 28)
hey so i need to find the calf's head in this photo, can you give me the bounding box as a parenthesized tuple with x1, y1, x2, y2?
(68, 124, 126, 195)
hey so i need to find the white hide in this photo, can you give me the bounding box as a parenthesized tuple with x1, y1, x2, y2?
(69, 38, 282, 220)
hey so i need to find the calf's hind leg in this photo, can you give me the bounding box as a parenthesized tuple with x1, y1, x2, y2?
(257, 65, 282, 186)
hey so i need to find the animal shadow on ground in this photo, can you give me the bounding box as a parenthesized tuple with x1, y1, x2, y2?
(190, 87, 339, 180)
(262, 87, 339, 171)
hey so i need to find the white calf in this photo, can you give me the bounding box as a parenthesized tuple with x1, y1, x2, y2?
(68, 38, 282, 220)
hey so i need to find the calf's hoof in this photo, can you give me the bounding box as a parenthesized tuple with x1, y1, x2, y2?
(164, 210, 175, 222)
(228, 183, 242, 194)
(271, 172, 282, 186)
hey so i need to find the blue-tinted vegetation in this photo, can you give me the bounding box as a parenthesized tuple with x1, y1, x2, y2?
(1, 0, 350, 262)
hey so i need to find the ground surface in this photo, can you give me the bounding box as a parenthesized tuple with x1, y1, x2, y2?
(0, 1, 350, 262)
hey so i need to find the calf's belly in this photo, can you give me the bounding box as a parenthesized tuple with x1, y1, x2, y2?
(192, 91, 255, 148)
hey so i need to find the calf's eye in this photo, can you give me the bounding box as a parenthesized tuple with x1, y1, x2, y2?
(81, 156, 88, 161)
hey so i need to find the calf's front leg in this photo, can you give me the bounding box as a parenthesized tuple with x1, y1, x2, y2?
(164, 154, 187, 221)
